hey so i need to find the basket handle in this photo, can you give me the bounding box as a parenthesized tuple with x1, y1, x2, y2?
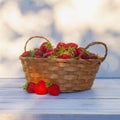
(85, 41, 108, 62)
(24, 36, 50, 52)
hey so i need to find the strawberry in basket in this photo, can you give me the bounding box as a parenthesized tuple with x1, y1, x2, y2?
(40, 41, 53, 53)
(78, 48, 98, 59)
(43, 49, 57, 58)
(34, 48, 43, 58)
(56, 42, 79, 59)
(21, 51, 30, 57)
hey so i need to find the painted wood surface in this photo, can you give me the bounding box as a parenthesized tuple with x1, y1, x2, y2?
(0, 78, 120, 120)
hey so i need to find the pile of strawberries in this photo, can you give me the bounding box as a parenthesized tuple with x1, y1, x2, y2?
(24, 80, 60, 96)
(21, 41, 98, 59)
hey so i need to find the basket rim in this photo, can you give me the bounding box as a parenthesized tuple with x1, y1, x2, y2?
(19, 56, 103, 63)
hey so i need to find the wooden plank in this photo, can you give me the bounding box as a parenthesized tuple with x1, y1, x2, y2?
(0, 99, 120, 114)
(0, 78, 120, 120)
(0, 81, 120, 99)
(1, 89, 120, 99)
(0, 78, 25, 82)
(0, 78, 120, 100)
(0, 114, 120, 120)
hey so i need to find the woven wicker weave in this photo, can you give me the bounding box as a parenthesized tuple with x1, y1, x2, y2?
(19, 36, 108, 92)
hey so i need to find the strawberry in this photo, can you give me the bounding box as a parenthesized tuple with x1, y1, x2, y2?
(58, 53, 71, 59)
(34, 48, 43, 58)
(56, 42, 66, 49)
(25, 82, 36, 93)
(66, 42, 78, 49)
(43, 50, 56, 58)
(80, 49, 90, 59)
(57, 42, 78, 58)
(21, 51, 29, 57)
(40, 41, 53, 53)
(89, 53, 98, 59)
(46, 48, 53, 53)
(34, 81, 47, 95)
(76, 47, 83, 56)
(81, 53, 89, 59)
(48, 84, 60, 96)
(56, 42, 67, 55)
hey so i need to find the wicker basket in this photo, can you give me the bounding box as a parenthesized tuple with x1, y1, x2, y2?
(19, 36, 108, 92)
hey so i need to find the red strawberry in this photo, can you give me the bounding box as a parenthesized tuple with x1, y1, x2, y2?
(58, 53, 71, 59)
(89, 53, 98, 59)
(21, 51, 29, 57)
(73, 49, 79, 57)
(66, 43, 78, 49)
(34, 81, 47, 95)
(34, 48, 43, 58)
(46, 48, 53, 53)
(60, 43, 78, 57)
(27, 82, 36, 93)
(43, 50, 56, 58)
(81, 53, 89, 59)
(40, 41, 53, 53)
(76, 47, 83, 56)
(67, 47, 82, 57)
(48, 84, 60, 96)
(80, 49, 90, 59)
(56, 42, 66, 49)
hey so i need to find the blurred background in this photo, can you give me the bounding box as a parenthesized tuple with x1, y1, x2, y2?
(0, 0, 120, 78)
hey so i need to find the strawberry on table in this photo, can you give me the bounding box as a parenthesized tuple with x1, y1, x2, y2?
(48, 84, 60, 96)
(24, 82, 36, 93)
(34, 81, 47, 95)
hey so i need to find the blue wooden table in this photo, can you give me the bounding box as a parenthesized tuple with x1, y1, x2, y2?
(0, 78, 120, 120)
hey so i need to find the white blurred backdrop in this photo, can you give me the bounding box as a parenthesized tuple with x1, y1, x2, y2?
(0, 0, 120, 78)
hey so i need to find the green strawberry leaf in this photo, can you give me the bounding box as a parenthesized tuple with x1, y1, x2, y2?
(46, 41, 53, 48)
(84, 49, 90, 55)
(68, 47, 75, 57)
(57, 46, 66, 56)
(23, 82, 28, 91)
(46, 82, 53, 88)
(68, 47, 75, 52)
(48, 55, 58, 58)
(29, 50, 35, 57)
